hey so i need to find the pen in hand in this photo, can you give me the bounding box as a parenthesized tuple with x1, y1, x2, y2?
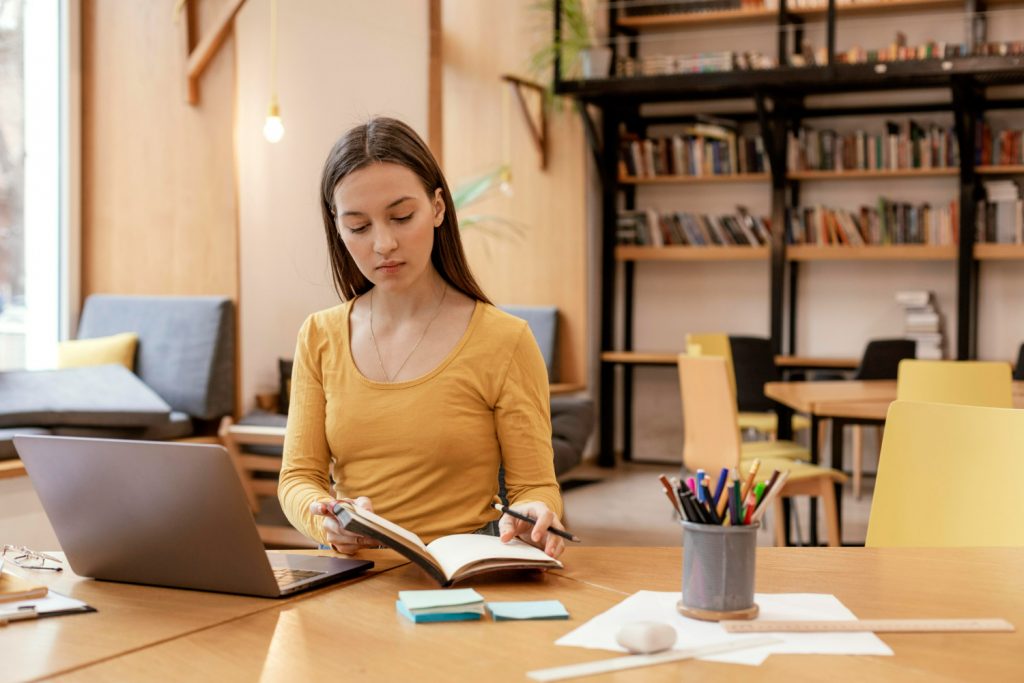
(492, 503, 582, 543)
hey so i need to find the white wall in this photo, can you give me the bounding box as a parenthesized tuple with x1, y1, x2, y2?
(234, 0, 429, 411)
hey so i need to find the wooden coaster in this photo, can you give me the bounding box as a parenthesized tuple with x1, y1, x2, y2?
(676, 600, 759, 622)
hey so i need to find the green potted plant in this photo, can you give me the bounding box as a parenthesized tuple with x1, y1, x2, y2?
(529, 0, 610, 83)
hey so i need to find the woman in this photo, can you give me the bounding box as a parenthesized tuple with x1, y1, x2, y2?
(278, 117, 566, 558)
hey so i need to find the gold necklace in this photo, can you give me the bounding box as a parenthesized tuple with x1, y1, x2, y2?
(369, 283, 448, 383)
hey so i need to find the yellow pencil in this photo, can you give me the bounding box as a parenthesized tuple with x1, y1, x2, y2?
(740, 459, 761, 508)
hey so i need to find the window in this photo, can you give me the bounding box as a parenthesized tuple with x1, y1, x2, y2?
(0, 0, 64, 371)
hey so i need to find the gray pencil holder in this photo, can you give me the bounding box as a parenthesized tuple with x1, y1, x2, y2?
(677, 521, 759, 622)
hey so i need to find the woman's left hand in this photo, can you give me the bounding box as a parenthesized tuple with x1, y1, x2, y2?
(498, 501, 566, 559)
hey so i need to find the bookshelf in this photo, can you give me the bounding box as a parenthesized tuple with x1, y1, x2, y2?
(553, 0, 1024, 465)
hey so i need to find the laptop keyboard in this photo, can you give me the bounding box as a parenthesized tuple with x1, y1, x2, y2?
(273, 567, 325, 587)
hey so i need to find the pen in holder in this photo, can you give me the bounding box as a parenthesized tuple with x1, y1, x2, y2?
(677, 520, 759, 622)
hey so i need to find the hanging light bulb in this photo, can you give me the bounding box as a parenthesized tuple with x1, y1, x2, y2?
(498, 165, 513, 197)
(262, 0, 283, 143)
(263, 96, 284, 143)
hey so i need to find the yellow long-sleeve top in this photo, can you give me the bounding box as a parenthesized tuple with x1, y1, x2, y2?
(278, 298, 563, 545)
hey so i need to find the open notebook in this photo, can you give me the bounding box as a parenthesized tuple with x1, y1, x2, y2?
(334, 503, 562, 586)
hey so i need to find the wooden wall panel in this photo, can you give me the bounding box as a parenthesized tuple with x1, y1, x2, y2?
(81, 0, 238, 300)
(441, 1, 589, 387)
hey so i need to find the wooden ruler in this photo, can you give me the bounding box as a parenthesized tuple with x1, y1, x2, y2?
(526, 636, 781, 682)
(722, 618, 1015, 634)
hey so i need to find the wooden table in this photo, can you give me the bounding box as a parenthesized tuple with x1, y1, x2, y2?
(764, 380, 1024, 545)
(9, 547, 1022, 682)
(0, 551, 408, 683)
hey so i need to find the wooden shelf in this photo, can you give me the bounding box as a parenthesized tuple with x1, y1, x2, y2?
(602, 351, 677, 365)
(619, 173, 770, 185)
(787, 245, 958, 260)
(976, 165, 1024, 175)
(557, 57, 1024, 103)
(615, 245, 770, 261)
(788, 168, 958, 180)
(975, 244, 1024, 260)
(616, 7, 777, 28)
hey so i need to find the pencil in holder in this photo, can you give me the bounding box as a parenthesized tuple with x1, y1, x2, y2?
(677, 520, 759, 622)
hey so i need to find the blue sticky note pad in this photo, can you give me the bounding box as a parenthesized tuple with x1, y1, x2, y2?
(396, 600, 482, 624)
(486, 600, 570, 621)
(398, 588, 484, 611)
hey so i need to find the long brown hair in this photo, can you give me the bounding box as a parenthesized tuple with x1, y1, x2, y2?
(319, 117, 491, 304)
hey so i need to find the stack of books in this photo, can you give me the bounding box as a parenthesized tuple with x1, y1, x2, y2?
(395, 588, 486, 623)
(896, 290, 944, 360)
(977, 180, 1023, 244)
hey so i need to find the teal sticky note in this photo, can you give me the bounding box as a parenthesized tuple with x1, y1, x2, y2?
(396, 600, 482, 624)
(486, 600, 570, 621)
(398, 588, 484, 611)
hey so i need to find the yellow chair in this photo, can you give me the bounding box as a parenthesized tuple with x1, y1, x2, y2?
(678, 354, 847, 546)
(686, 332, 811, 440)
(866, 400, 1024, 547)
(895, 359, 1013, 408)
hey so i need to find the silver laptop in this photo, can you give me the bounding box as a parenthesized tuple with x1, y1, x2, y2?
(14, 435, 372, 598)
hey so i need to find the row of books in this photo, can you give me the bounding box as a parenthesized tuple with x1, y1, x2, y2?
(613, 51, 777, 78)
(621, 0, 777, 17)
(786, 199, 959, 246)
(788, 122, 959, 172)
(617, 208, 771, 247)
(975, 124, 1024, 167)
(620, 130, 769, 177)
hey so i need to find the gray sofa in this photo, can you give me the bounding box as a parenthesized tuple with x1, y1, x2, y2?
(0, 294, 235, 459)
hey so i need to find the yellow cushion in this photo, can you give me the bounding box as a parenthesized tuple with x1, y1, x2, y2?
(740, 440, 807, 461)
(738, 411, 810, 434)
(58, 332, 138, 371)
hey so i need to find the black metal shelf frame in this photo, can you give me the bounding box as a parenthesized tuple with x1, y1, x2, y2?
(553, 0, 1024, 466)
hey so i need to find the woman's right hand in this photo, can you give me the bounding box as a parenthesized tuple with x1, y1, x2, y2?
(309, 496, 377, 554)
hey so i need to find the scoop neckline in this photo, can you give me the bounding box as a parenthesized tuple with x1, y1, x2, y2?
(346, 297, 483, 389)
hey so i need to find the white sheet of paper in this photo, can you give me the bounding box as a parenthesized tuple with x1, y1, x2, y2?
(3, 590, 91, 615)
(555, 591, 893, 666)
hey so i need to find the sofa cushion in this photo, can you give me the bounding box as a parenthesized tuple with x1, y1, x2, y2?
(0, 427, 52, 460)
(77, 295, 235, 420)
(50, 411, 193, 441)
(551, 396, 594, 476)
(0, 365, 173, 428)
(58, 332, 139, 371)
(499, 305, 558, 382)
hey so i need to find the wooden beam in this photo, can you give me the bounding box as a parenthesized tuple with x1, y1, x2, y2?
(428, 0, 443, 165)
(186, 0, 248, 104)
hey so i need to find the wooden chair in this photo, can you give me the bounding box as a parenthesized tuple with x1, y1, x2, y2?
(677, 354, 847, 546)
(218, 416, 316, 549)
(686, 332, 811, 441)
(867, 400, 1024, 547)
(896, 359, 1013, 407)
